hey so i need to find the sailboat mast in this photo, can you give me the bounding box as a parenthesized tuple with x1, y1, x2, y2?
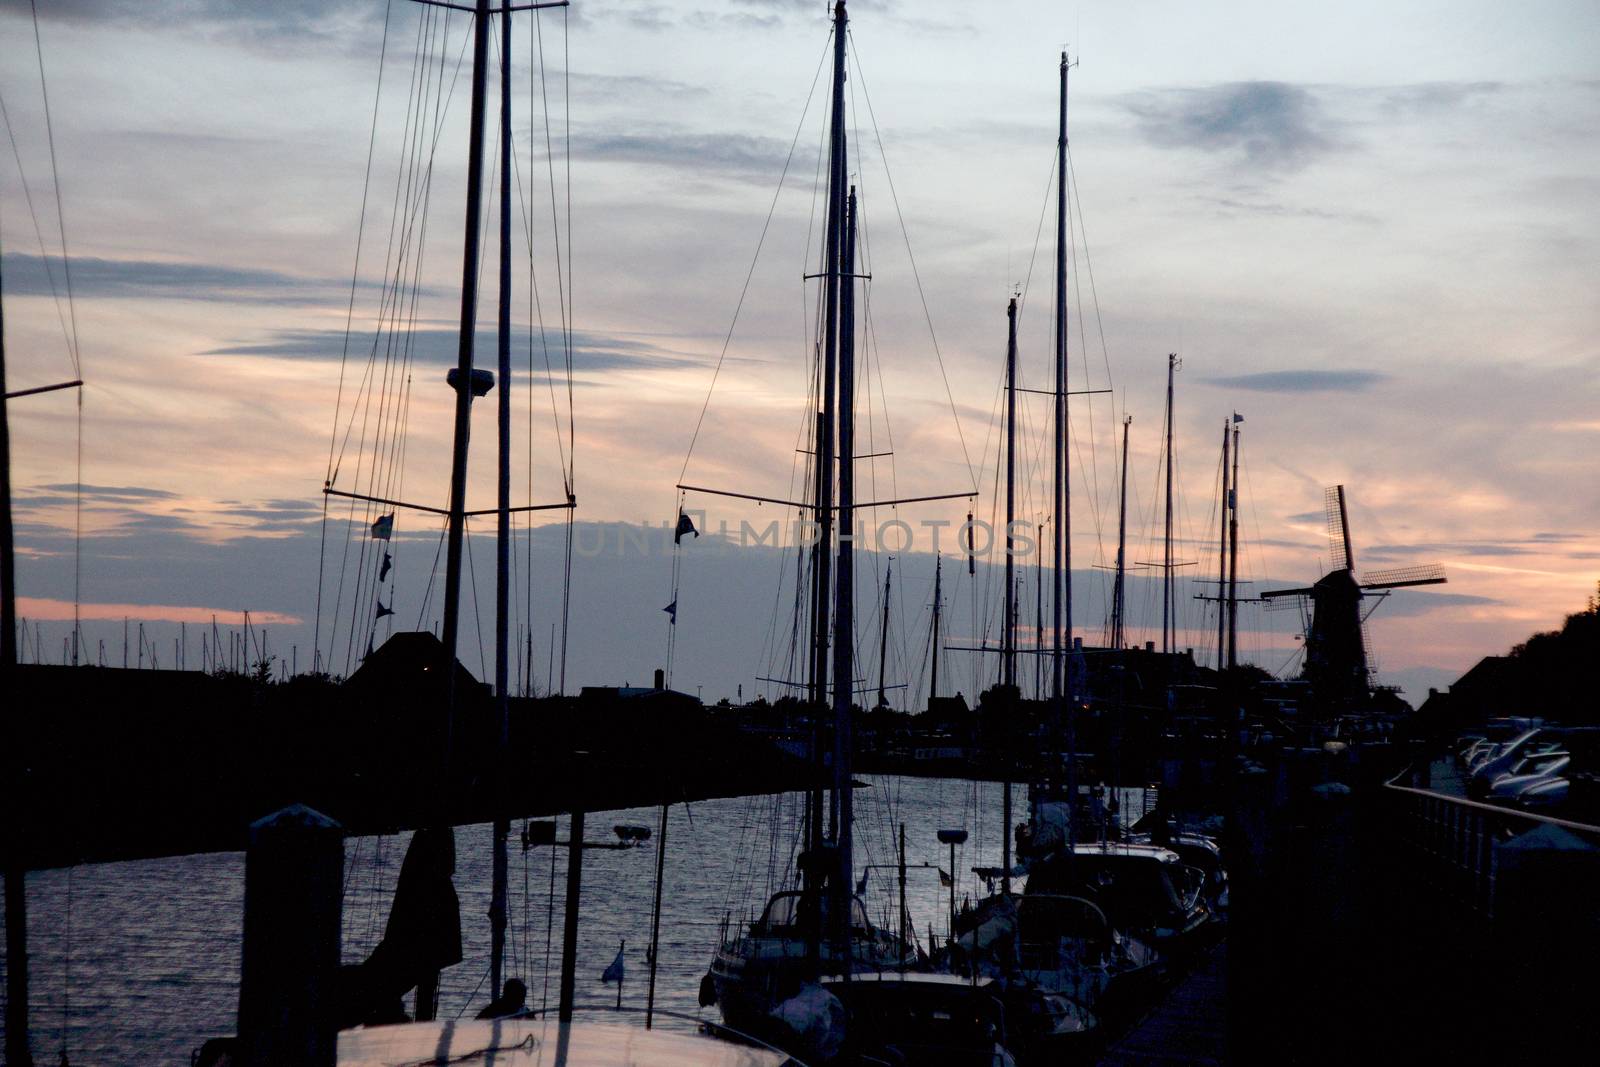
(1002, 295, 1018, 898)
(438, 0, 493, 780)
(1034, 523, 1043, 698)
(2, 211, 37, 1067)
(831, 185, 859, 968)
(1162, 353, 1176, 654)
(1003, 296, 1018, 690)
(1216, 420, 1229, 670)
(1050, 51, 1069, 701)
(1228, 419, 1241, 669)
(876, 561, 892, 708)
(811, 0, 849, 719)
(929, 555, 942, 703)
(489, 0, 513, 1004)
(1113, 415, 1130, 649)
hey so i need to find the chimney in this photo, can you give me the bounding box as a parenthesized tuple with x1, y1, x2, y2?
(653, 668, 665, 691)
(1145, 641, 1155, 653)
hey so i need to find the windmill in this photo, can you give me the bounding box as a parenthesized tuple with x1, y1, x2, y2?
(1262, 486, 1446, 705)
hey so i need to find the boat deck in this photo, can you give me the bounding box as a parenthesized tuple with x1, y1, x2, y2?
(1098, 940, 1226, 1067)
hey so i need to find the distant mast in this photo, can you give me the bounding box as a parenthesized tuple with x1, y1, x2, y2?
(1051, 50, 1070, 703)
(876, 561, 892, 709)
(1113, 415, 1131, 649)
(1162, 353, 1177, 654)
(1228, 417, 1242, 669)
(929, 555, 943, 703)
(1216, 420, 1230, 669)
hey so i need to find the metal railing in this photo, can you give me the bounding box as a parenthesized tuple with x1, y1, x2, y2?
(1383, 760, 1600, 924)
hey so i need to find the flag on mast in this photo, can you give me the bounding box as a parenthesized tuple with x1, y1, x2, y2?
(601, 941, 625, 984)
(674, 511, 699, 544)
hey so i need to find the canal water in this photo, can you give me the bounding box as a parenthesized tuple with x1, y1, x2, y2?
(1, 775, 1142, 1064)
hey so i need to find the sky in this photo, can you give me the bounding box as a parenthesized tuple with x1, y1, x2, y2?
(2, 0, 1597, 704)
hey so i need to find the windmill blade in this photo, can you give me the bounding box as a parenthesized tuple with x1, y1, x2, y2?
(1360, 563, 1446, 589)
(1263, 593, 1306, 613)
(1325, 485, 1354, 572)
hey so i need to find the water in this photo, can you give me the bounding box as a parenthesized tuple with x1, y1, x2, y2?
(2, 775, 1042, 1065)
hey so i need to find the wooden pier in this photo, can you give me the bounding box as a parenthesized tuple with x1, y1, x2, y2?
(1100, 940, 1227, 1066)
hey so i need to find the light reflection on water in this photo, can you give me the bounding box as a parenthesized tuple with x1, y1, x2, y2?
(3, 776, 1147, 1064)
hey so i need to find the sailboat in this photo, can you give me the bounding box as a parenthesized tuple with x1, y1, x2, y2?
(181, 3, 804, 1063)
(697, 0, 923, 1044)
(939, 50, 1177, 1030)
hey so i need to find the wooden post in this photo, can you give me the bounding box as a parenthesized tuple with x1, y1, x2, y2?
(557, 808, 584, 1021)
(238, 805, 343, 1067)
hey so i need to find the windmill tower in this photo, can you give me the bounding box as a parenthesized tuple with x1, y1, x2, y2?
(1262, 486, 1446, 706)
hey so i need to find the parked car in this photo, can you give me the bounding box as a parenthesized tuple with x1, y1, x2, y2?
(1515, 776, 1571, 813)
(1487, 753, 1571, 801)
(1468, 730, 1566, 796)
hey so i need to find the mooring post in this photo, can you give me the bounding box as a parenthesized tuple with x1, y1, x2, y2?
(238, 804, 343, 1067)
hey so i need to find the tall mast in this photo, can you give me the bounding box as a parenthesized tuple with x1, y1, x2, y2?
(831, 185, 859, 969)
(876, 561, 892, 709)
(438, 0, 492, 781)
(3, 201, 36, 1067)
(1113, 415, 1130, 649)
(811, 0, 849, 717)
(489, 0, 513, 1004)
(1003, 296, 1018, 691)
(1002, 295, 1018, 898)
(1034, 523, 1044, 698)
(1228, 418, 1241, 669)
(929, 555, 942, 704)
(1216, 420, 1229, 670)
(1162, 353, 1176, 655)
(1051, 50, 1069, 702)
(420, 0, 491, 1021)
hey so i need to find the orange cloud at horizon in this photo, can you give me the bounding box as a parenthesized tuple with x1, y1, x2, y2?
(16, 597, 302, 627)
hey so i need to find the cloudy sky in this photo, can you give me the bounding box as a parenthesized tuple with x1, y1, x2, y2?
(2, 0, 1596, 702)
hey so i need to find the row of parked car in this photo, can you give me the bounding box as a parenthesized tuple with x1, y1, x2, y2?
(1455, 720, 1600, 812)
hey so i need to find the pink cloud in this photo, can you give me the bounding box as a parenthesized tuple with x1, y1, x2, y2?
(16, 597, 301, 626)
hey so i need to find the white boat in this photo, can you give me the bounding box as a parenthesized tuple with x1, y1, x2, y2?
(339, 1017, 801, 1067)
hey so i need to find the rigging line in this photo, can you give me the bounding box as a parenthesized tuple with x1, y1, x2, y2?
(677, 30, 832, 485)
(1013, 150, 1057, 325)
(1065, 149, 1115, 580)
(532, 10, 571, 481)
(0, 87, 74, 370)
(325, 0, 395, 484)
(333, 9, 450, 666)
(564, 8, 575, 493)
(415, 521, 449, 633)
(29, 0, 80, 375)
(330, 7, 464, 481)
(506, 109, 568, 488)
(848, 34, 976, 493)
(1065, 145, 1119, 438)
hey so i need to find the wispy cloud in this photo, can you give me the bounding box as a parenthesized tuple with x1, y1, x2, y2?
(571, 129, 790, 182)
(1125, 81, 1340, 171)
(1203, 370, 1388, 393)
(202, 326, 710, 374)
(4, 0, 383, 47)
(0, 253, 393, 306)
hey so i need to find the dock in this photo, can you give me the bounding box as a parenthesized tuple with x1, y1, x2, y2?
(1100, 940, 1227, 1066)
